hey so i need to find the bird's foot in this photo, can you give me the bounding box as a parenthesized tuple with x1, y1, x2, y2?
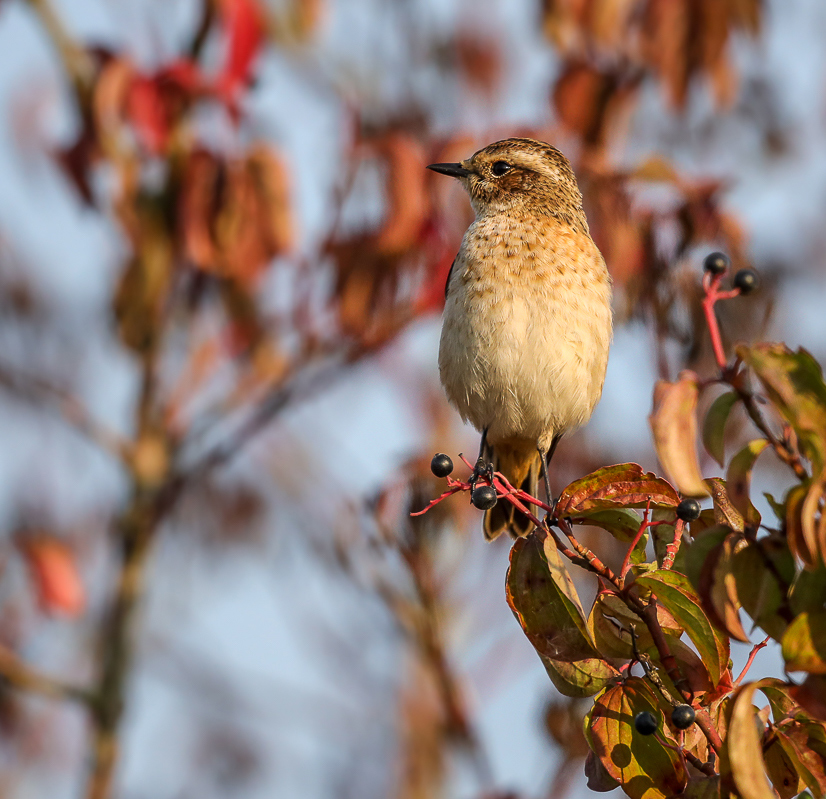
(469, 457, 494, 492)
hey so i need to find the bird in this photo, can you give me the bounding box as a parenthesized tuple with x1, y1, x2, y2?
(427, 138, 612, 540)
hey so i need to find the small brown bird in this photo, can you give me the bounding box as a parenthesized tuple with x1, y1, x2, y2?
(428, 138, 612, 540)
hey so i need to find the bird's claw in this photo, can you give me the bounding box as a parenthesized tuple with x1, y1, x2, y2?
(469, 457, 494, 492)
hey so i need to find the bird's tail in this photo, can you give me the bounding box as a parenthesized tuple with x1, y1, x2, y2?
(483, 442, 542, 541)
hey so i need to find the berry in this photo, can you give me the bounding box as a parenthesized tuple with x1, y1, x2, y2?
(703, 252, 730, 275)
(471, 485, 497, 511)
(671, 704, 696, 730)
(676, 498, 702, 523)
(733, 269, 760, 295)
(634, 711, 659, 736)
(431, 453, 453, 478)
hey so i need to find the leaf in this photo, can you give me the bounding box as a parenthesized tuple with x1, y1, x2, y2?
(649, 371, 710, 497)
(588, 591, 683, 660)
(683, 525, 730, 592)
(759, 678, 803, 723)
(574, 509, 649, 564)
(775, 721, 826, 797)
(801, 467, 826, 568)
(790, 563, 826, 616)
(703, 391, 739, 466)
(681, 776, 721, 799)
(642, 636, 714, 698)
(572, 508, 643, 542)
(588, 677, 688, 799)
(585, 749, 621, 792)
(785, 481, 816, 566)
(736, 343, 826, 472)
(764, 736, 805, 799)
(631, 156, 680, 184)
(706, 477, 745, 532)
(732, 538, 794, 641)
(635, 570, 729, 685)
(506, 534, 597, 661)
(217, 0, 265, 98)
(727, 680, 776, 799)
(18, 536, 85, 618)
(782, 612, 826, 674)
(698, 533, 751, 643)
(540, 654, 619, 698)
(725, 439, 769, 527)
(555, 463, 680, 517)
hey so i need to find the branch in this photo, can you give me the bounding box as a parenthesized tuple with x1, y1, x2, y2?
(734, 635, 771, 687)
(24, 0, 95, 99)
(0, 362, 130, 462)
(0, 642, 92, 705)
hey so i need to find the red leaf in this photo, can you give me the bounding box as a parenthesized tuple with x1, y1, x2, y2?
(555, 463, 680, 517)
(126, 75, 169, 154)
(217, 0, 265, 99)
(19, 537, 85, 618)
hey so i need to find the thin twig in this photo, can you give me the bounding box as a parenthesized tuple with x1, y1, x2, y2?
(0, 362, 130, 462)
(0, 643, 93, 705)
(734, 636, 771, 687)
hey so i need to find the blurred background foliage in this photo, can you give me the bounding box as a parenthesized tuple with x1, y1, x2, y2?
(0, 0, 824, 797)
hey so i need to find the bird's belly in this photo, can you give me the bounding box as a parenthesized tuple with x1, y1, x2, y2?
(439, 282, 610, 448)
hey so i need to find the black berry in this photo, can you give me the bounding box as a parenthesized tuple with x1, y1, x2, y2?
(431, 453, 453, 478)
(733, 269, 760, 295)
(671, 704, 696, 730)
(471, 485, 497, 511)
(676, 498, 701, 523)
(703, 252, 729, 275)
(634, 711, 659, 736)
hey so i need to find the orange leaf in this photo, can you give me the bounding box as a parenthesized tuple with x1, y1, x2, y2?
(649, 371, 709, 498)
(20, 537, 85, 618)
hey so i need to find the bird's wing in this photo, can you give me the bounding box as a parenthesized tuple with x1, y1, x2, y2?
(445, 256, 456, 300)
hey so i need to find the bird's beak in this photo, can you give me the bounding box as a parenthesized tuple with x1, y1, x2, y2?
(426, 162, 471, 178)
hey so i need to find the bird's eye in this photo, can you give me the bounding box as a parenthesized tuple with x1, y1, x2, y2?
(491, 161, 512, 176)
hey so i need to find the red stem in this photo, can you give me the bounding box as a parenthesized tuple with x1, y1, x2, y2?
(734, 635, 771, 687)
(661, 519, 685, 570)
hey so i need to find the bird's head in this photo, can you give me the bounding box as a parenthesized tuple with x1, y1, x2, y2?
(427, 137, 587, 231)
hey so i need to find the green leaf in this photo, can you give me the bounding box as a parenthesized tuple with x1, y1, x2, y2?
(555, 463, 680, 517)
(635, 570, 729, 685)
(572, 508, 642, 542)
(732, 539, 794, 641)
(782, 611, 826, 674)
(790, 562, 826, 616)
(727, 680, 777, 799)
(703, 391, 739, 467)
(725, 439, 769, 527)
(649, 371, 710, 497)
(758, 678, 802, 723)
(506, 534, 597, 661)
(683, 525, 730, 593)
(587, 677, 688, 799)
(736, 343, 826, 472)
(540, 655, 619, 698)
(681, 776, 721, 799)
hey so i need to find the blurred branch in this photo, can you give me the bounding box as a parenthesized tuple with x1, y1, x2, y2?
(86, 340, 164, 799)
(0, 361, 130, 462)
(0, 642, 93, 704)
(24, 0, 95, 99)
